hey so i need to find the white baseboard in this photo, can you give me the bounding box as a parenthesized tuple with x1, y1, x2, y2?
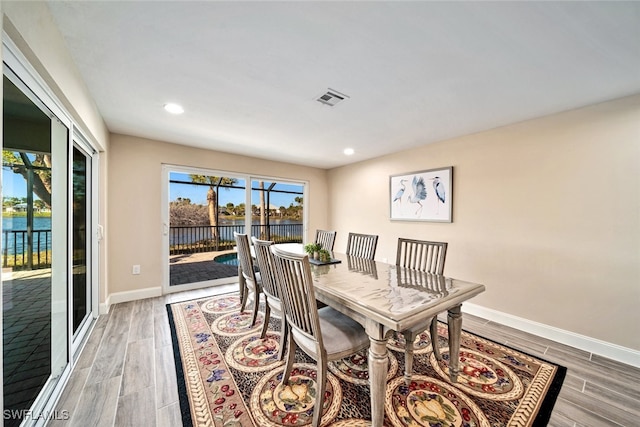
(99, 286, 163, 314)
(98, 302, 110, 315)
(463, 303, 640, 369)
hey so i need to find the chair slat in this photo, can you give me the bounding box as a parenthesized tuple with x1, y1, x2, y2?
(315, 229, 337, 251)
(252, 236, 288, 360)
(234, 232, 262, 326)
(396, 238, 447, 274)
(345, 232, 379, 260)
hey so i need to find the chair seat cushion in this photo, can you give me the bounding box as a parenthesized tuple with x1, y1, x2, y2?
(264, 293, 282, 313)
(244, 271, 261, 290)
(318, 307, 370, 356)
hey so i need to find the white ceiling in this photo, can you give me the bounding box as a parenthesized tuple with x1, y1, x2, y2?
(47, 1, 640, 169)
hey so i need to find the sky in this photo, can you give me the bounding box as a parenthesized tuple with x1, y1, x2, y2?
(2, 169, 32, 200)
(2, 169, 303, 208)
(169, 172, 303, 208)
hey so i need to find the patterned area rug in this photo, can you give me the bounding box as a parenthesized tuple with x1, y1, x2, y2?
(167, 293, 565, 427)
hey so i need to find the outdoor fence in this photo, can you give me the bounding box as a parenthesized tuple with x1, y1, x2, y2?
(169, 223, 303, 255)
(2, 229, 52, 269)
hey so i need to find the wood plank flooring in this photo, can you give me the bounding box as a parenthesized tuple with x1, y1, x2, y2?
(50, 284, 639, 427)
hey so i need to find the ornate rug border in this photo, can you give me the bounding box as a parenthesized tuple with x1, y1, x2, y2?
(456, 328, 567, 427)
(166, 303, 194, 427)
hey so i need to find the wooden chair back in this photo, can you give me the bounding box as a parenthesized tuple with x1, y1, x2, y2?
(252, 237, 288, 359)
(234, 232, 257, 283)
(251, 237, 278, 299)
(315, 229, 337, 251)
(345, 232, 378, 260)
(396, 238, 447, 274)
(270, 246, 322, 347)
(270, 245, 370, 427)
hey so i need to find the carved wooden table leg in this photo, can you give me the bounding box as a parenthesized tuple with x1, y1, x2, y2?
(430, 317, 442, 361)
(447, 304, 462, 383)
(368, 337, 389, 427)
(402, 330, 416, 384)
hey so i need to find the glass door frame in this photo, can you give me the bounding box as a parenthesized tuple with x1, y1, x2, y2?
(2, 34, 100, 426)
(161, 164, 244, 294)
(161, 165, 308, 295)
(70, 130, 99, 360)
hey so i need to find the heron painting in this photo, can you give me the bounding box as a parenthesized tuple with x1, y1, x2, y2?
(390, 166, 453, 222)
(407, 175, 427, 215)
(393, 179, 407, 204)
(431, 176, 445, 214)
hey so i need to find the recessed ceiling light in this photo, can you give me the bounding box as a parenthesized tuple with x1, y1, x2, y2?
(344, 148, 355, 156)
(163, 103, 184, 114)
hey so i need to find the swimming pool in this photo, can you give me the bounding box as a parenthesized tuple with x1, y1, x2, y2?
(213, 252, 239, 266)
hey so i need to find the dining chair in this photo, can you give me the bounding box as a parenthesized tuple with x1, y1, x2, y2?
(345, 232, 379, 260)
(234, 232, 261, 327)
(312, 229, 337, 310)
(270, 245, 370, 427)
(396, 238, 448, 382)
(396, 238, 447, 274)
(315, 229, 337, 251)
(251, 237, 287, 360)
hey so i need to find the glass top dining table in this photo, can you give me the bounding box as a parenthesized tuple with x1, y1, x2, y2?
(273, 243, 486, 427)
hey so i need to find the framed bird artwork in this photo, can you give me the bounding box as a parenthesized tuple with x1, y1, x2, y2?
(390, 166, 452, 222)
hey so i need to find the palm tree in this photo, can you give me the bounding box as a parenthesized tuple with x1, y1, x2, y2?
(189, 175, 237, 247)
(225, 202, 235, 215)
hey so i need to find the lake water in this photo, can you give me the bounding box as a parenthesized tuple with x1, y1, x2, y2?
(2, 217, 301, 255)
(2, 216, 52, 255)
(170, 218, 302, 245)
(3, 216, 52, 231)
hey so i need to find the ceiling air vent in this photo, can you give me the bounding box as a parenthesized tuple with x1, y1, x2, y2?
(316, 89, 349, 107)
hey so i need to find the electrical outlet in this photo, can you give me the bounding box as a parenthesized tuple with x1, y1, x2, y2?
(132, 265, 141, 275)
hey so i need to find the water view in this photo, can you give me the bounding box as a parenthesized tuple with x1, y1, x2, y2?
(2, 216, 52, 255)
(169, 218, 302, 246)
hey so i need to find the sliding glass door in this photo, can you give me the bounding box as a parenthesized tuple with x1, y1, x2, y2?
(162, 166, 306, 293)
(2, 72, 69, 426)
(3, 40, 99, 426)
(163, 166, 245, 292)
(71, 140, 97, 351)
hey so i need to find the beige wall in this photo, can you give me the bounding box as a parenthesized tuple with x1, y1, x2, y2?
(328, 94, 640, 351)
(107, 134, 328, 296)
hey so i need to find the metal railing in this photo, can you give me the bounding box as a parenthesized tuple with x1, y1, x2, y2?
(2, 229, 52, 269)
(250, 223, 303, 244)
(169, 223, 303, 255)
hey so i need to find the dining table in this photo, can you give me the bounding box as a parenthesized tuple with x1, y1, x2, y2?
(273, 243, 486, 427)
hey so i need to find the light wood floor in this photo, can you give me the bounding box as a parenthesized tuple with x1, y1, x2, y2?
(50, 284, 639, 427)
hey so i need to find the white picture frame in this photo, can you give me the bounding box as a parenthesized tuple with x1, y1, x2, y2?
(390, 166, 453, 222)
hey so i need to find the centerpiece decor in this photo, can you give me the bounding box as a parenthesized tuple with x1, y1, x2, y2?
(303, 243, 322, 260)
